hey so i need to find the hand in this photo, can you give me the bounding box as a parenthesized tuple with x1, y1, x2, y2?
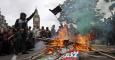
(34, 9, 37, 13)
(35, 9, 37, 12)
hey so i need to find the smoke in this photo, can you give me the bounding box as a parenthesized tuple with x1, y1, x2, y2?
(93, 0, 115, 41)
(34, 41, 46, 52)
(59, 0, 97, 35)
(58, 0, 115, 44)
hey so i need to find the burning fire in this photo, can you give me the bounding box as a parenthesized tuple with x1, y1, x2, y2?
(74, 33, 95, 52)
(50, 39, 64, 48)
(47, 48, 54, 54)
(49, 24, 70, 47)
(57, 24, 70, 40)
(47, 24, 70, 54)
(47, 23, 95, 54)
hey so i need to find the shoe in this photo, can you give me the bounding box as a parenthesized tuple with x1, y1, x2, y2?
(22, 51, 29, 54)
(0, 53, 6, 56)
(28, 49, 33, 51)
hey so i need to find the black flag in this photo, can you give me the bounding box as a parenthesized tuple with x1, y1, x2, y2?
(49, 5, 62, 15)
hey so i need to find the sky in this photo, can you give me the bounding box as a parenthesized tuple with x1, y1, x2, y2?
(0, 0, 66, 29)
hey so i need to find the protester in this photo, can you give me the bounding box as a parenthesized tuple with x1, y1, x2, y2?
(8, 27, 14, 54)
(14, 28, 23, 55)
(2, 28, 11, 54)
(51, 25, 56, 38)
(0, 27, 3, 55)
(14, 9, 36, 54)
(26, 27, 34, 50)
(40, 26, 46, 38)
(46, 27, 51, 38)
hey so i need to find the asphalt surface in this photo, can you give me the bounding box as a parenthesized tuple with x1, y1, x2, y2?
(0, 45, 115, 60)
(0, 51, 35, 60)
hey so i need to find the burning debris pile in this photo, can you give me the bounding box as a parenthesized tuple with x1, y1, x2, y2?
(24, 23, 95, 60)
(23, 0, 115, 60)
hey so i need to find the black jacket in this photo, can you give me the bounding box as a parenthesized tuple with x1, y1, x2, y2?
(14, 11, 36, 30)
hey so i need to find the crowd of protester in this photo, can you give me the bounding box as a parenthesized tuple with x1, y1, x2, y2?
(0, 26, 32, 55)
(0, 24, 58, 56)
(0, 9, 64, 56)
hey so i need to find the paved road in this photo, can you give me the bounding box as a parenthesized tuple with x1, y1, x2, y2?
(0, 55, 12, 60)
(0, 41, 45, 60)
(0, 45, 115, 60)
(0, 51, 35, 60)
(79, 53, 114, 60)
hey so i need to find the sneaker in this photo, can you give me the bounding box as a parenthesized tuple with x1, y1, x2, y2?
(22, 51, 29, 54)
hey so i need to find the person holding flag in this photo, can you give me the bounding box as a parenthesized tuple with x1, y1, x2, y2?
(14, 9, 37, 54)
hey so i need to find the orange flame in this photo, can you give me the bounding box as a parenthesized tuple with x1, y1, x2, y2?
(47, 24, 70, 54)
(50, 24, 69, 47)
(74, 33, 95, 52)
(47, 48, 54, 54)
(47, 24, 95, 54)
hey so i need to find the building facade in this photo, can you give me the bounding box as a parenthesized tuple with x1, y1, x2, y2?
(33, 9, 40, 29)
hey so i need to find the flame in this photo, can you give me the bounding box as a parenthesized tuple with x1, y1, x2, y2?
(47, 24, 70, 54)
(50, 39, 64, 47)
(47, 48, 54, 54)
(74, 33, 95, 52)
(47, 23, 95, 54)
(57, 24, 70, 40)
(50, 24, 70, 47)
